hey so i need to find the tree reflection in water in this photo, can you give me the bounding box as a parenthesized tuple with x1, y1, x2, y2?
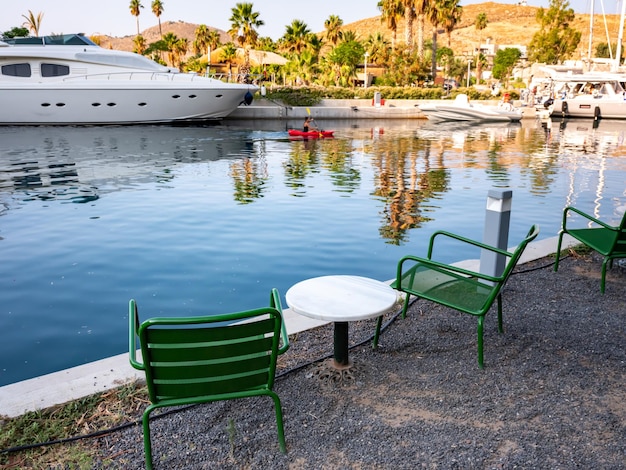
(230, 156, 268, 204)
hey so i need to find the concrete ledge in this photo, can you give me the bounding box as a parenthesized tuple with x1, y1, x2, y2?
(0, 235, 576, 418)
(226, 98, 538, 120)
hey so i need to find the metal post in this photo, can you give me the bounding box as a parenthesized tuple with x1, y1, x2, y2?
(364, 52, 369, 88)
(480, 189, 512, 278)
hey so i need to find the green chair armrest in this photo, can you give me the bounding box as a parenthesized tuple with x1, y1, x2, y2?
(128, 299, 144, 371)
(270, 288, 290, 355)
(563, 206, 619, 232)
(427, 229, 515, 261)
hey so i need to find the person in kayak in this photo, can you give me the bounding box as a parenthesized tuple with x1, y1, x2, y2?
(303, 117, 318, 132)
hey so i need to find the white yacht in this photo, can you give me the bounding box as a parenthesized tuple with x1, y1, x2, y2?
(0, 34, 257, 125)
(418, 94, 523, 122)
(546, 71, 626, 120)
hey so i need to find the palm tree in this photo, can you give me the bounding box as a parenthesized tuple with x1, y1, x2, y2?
(133, 34, 147, 54)
(220, 42, 238, 81)
(378, 0, 404, 50)
(228, 2, 264, 69)
(426, 1, 446, 81)
(228, 2, 264, 49)
(280, 20, 313, 55)
(340, 30, 358, 43)
(474, 12, 488, 85)
(441, 0, 463, 48)
(403, 0, 416, 51)
(324, 15, 343, 46)
(21, 10, 44, 36)
(162, 32, 179, 67)
(207, 30, 222, 52)
(129, 0, 144, 37)
(413, 0, 429, 60)
(284, 49, 318, 85)
(173, 37, 189, 69)
(151, 0, 165, 38)
(193, 24, 210, 55)
(365, 32, 391, 66)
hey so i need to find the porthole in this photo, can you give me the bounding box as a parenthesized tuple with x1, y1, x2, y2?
(138, 102, 147, 106)
(92, 103, 102, 107)
(172, 94, 181, 99)
(215, 94, 223, 98)
(41, 103, 51, 107)
(107, 103, 116, 107)
(189, 94, 197, 98)
(55, 103, 66, 107)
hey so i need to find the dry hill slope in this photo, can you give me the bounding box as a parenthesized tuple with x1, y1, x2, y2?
(99, 2, 621, 59)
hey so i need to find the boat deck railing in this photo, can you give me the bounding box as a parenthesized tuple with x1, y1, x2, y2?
(61, 71, 257, 85)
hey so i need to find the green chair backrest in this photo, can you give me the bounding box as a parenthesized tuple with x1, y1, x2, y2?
(130, 299, 286, 405)
(616, 212, 626, 253)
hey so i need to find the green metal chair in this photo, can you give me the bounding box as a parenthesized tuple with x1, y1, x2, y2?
(129, 288, 290, 470)
(373, 225, 539, 368)
(555, 206, 626, 293)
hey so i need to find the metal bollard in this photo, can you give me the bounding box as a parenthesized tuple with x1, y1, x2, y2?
(480, 189, 512, 279)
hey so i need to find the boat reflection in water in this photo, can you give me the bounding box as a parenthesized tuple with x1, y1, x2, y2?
(0, 119, 625, 386)
(0, 125, 257, 208)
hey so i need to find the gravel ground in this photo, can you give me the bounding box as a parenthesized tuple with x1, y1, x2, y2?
(93, 252, 626, 469)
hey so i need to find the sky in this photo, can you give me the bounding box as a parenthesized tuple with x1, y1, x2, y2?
(1, 0, 615, 40)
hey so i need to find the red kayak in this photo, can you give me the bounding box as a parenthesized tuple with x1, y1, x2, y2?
(288, 129, 334, 138)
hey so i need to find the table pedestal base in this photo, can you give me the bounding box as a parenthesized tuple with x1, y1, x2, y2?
(312, 358, 358, 383)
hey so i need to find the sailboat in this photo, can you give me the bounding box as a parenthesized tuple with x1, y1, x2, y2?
(547, 0, 626, 120)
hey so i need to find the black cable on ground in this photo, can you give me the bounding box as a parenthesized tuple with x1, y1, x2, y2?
(1, 254, 565, 454)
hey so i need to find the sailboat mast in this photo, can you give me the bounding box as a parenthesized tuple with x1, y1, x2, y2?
(613, 0, 626, 72)
(588, 0, 594, 66)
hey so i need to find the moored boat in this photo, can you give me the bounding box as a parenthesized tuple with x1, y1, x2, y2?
(0, 34, 257, 125)
(418, 94, 523, 122)
(545, 71, 626, 120)
(288, 129, 335, 138)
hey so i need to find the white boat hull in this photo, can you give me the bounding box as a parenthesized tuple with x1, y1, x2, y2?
(0, 34, 257, 125)
(551, 96, 626, 120)
(0, 80, 253, 124)
(418, 94, 523, 123)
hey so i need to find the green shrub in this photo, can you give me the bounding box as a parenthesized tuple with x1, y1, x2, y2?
(261, 85, 517, 105)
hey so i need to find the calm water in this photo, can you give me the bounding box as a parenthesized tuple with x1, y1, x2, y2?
(0, 118, 624, 386)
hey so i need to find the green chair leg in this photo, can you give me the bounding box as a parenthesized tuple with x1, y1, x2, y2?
(554, 232, 564, 272)
(143, 405, 156, 470)
(496, 295, 503, 334)
(373, 315, 383, 348)
(373, 293, 411, 348)
(269, 391, 287, 453)
(601, 259, 609, 294)
(400, 293, 410, 319)
(477, 316, 485, 369)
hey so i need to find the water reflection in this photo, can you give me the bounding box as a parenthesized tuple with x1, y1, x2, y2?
(1, 119, 625, 386)
(1, 119, 624, 245)
(0, 125, 255, 207)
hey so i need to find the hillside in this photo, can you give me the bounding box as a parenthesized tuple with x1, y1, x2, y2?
(98, 2, 622, 60)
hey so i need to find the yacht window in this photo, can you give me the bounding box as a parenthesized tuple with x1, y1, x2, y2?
(1, 63, 31, 77)
(41, 63, 70, 77)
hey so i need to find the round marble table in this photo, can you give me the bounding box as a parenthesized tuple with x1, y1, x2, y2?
(285, 275, 398, 370)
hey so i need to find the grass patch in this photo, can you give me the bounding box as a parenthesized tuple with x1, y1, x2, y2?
(0, 381, 148, 469)
(559, 243, 593, 258)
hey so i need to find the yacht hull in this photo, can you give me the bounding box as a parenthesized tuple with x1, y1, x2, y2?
(419, 104, 522, 122)
(0, 34, 257, 125)
(0, 82, 252, 124)
(551, 97, 626, 120)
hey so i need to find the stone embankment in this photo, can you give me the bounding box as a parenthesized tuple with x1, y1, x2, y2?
(226, 98, 538, 120)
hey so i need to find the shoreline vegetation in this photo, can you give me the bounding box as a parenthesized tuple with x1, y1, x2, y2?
(9, 2, 623, 101)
